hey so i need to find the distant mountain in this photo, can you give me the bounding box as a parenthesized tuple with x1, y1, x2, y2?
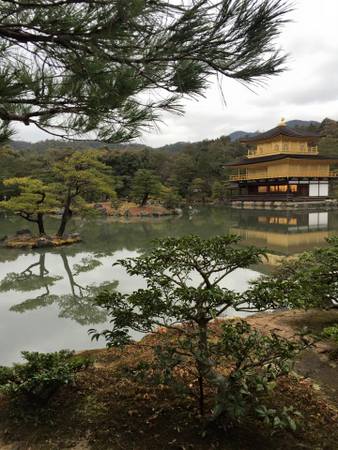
(285, 119, 320, 129)
(156, 141, 191, 152)
(228, 120, 321, 142)
(228, 131, 258, 142)
(8, 139, 148, 152)
(5, 119, 330, 152)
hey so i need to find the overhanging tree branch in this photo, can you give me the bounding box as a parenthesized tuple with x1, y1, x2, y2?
(0, 0, 292, 142)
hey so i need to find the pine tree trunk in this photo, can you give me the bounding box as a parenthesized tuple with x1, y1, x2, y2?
(37, 213, 45, 235)
(140, 192, 149, 207)
(57, 193, 71, 237)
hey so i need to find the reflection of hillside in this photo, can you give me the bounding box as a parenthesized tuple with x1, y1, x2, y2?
(0, 208, 238, 260)
(1, 206, 337, 262)
(0, 250, 117, 325)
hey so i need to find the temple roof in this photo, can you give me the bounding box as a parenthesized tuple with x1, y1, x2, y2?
(240, 124, 320, 144)
(226, 153, 338, 167)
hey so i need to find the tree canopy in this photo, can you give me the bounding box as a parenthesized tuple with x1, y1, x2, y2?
(0, 0, 291, 143)
(0, 177, 59, 234)
(53, 150, 115, 235)
(246, 236, 338, 310)
(131, 169, 161, 206)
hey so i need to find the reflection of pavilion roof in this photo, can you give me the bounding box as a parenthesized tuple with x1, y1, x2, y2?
(232, 227, 332, 257)
(231, 210, 332, 257)
(226, 153, 338, 167)
(240, 124, 320, 143)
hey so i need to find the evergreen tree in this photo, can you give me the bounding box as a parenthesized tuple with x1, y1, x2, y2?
(131, 169, 161, 206)
(53, 150, 115, 236)
(0, 0, 291, 143)
(212, 181, 228, 203)
(189, 177, 209, 202)
(0, 178, 59, 235)
(159, 186, 182, 209)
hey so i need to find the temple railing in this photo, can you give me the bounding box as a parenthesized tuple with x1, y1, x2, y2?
(230, 171, 335, 181)
(247, 146, 319, 158)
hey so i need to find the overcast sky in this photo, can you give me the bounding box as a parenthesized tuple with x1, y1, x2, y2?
(15, 0, 338, 147)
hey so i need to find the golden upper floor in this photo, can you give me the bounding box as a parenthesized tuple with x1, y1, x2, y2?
(229, 157, 338, 181)
(241, 119, 320, 159)
(247, 141, 318, 158)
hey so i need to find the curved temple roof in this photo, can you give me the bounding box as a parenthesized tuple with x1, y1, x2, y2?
(240, 124, 320, 144)
(226, 153, 338, 167)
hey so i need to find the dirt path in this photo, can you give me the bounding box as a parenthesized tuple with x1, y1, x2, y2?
(247, 309, 338, 407)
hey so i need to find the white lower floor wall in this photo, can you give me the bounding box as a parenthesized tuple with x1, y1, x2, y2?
(308, 212, 328, 227)
(309, 181, 329, 197)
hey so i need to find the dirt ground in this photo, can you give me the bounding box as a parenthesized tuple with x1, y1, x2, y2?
(0, 309, 337, 450)
(247, 309, 338, 407)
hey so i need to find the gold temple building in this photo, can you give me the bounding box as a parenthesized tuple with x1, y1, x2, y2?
(227, 119, 338, 201)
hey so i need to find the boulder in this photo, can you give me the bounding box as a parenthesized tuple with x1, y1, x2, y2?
(35, 237, 51, 248)
(15, 229, 32, 236)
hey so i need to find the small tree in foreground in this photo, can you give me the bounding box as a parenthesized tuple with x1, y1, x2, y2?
(0, 178, 59, 235)
(91, 235, 303, 428)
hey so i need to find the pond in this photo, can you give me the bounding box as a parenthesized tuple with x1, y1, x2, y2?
(1, 206, 338, 365)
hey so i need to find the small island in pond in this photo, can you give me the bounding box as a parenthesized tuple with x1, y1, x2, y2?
(3, 229, 81, 249)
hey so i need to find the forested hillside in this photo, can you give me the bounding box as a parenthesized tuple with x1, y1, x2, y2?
(1, 118, 337, 203)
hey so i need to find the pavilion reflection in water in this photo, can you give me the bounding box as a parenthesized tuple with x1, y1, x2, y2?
(231, 210, 334, 258)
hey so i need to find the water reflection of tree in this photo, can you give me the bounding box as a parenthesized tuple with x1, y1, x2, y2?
(0, 251, 117, 325)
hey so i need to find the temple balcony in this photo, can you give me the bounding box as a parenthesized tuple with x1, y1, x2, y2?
(230, 173, 264, 181)
(247, 146, 318, 158)
(229, 170, 336, 182)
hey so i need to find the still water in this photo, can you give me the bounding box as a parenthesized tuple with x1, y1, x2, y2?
(1, 207, 337, 365)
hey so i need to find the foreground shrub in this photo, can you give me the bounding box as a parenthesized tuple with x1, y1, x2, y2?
(0, 350, 91, 403)
(322, 324, 338, 343)
(246, 236, 338, 310)
(91, 235, 304, 430)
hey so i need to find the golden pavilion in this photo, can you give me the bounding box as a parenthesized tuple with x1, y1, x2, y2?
(227, 119, 338, 201)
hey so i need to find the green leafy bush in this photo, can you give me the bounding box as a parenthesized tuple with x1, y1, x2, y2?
(91, 235, 303, 430)
(322, 324, 338, 343)
(246, 237, 338, 310)
(217, 321, 302, 429)
(0, 350, 91, 403)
